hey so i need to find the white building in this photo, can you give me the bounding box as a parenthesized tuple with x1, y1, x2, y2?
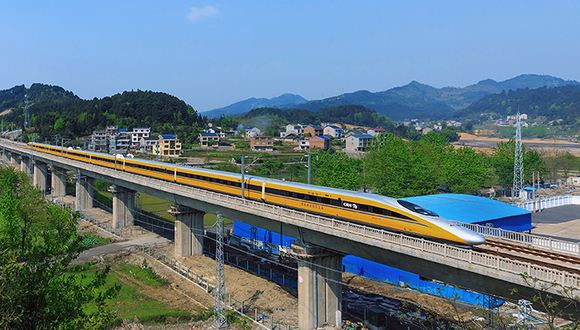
(132, 127, 151, 144)
(345, 134, 372, 152)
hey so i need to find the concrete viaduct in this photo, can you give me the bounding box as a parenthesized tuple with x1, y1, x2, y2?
(2, 140, 579, 328)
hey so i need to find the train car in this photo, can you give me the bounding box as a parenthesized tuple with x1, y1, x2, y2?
(28, 142, 485, 245)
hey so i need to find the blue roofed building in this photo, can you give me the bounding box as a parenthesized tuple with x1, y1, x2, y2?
(233, 193, 531, 308)
(323, 125, 343, 138)
(402, 193, 532, 232)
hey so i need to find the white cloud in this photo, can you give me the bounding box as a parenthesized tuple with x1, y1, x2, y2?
(187, 5, 221, 22)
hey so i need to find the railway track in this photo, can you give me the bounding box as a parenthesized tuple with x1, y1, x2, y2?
(475, 239, 580, 275)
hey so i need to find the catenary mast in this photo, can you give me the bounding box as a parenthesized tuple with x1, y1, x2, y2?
(513, 112, 524, 199)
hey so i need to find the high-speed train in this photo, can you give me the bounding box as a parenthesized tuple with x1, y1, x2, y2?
(28, 142, 485, 246)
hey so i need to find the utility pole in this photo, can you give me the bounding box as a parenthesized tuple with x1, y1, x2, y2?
(307, 152, 311, 184)
(213, 213, 228, 328)
(155, 141, 160, 161)
(241, 155, 245, 199)
(24, 94, 30, 130)
(513, 112, 524, 200)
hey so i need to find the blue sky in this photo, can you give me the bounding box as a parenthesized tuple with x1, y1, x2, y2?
(1, 1, 579, 112)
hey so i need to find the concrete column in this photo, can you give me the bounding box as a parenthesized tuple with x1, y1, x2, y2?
(109, 185, 135, 227)
(10, 152, 19, 168)
(293, 243, 344, 330)
(1, 147, 7, 167)
(51, 167, 67, 198)
(79, 177, 94, 209)
(33, 160, 48, 194)
(169, 205, 205, 258)
(4, 151, 13, 168)
(21, 155, 31, 174)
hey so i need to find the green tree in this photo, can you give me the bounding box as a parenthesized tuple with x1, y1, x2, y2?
(440, 126, 460, 142)
(365, 133, 493, 197)
(0, 168, 118, 329)
(312, 150, 362, 190)
(490, 140, 548, 188)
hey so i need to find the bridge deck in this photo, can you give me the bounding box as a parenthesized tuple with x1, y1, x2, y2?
(3, 140, 580, 300)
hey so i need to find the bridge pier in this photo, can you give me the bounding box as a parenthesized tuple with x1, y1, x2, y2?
(109, 185, 135, 227)
(20, 155, 31, 174)
(1, 148, 7, 167)
(33, 160, 48, 194)
(76, 175, 94, 209)
(51, 167, 67, 198)
(10, 152, 20, 168)
(169, 205, 205, 258)
(292, 243, 343, 330)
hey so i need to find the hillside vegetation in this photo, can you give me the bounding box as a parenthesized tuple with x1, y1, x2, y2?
(1, 84, 204, 145)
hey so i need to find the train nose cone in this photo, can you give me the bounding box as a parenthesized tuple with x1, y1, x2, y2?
(466, 232, 486, 245)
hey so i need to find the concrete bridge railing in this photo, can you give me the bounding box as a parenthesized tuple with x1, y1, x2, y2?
(5, 141, 580, 297)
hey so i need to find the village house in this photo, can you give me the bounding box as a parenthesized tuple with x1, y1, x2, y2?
(199, 132, 220, 147)
(323, 125, 343, 138)
(345, 134, 372, 152)
(250, 136, 274, 152)
(157, 134, 182, 157)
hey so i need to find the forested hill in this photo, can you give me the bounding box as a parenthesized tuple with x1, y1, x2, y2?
(0, 84, 203, 142)
(0, 84, 79, 114)
(455, 85, 580, 125)
(244, 105, 394, 129)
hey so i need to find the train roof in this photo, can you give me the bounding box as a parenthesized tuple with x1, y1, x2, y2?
(402, 194, 531, 223)
(29, 142, 400, 205)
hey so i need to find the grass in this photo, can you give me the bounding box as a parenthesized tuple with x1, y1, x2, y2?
(84, 263, 191, 325)
(80, 231, 114, 248)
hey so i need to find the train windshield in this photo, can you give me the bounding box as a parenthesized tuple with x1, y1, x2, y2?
(397, 200, 438, 217)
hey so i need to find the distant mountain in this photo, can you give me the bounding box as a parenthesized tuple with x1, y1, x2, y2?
(476, 74, 580, 91)
(455, 84, 580, 123)
(202, 93, 307, 118)
(280, 75, 580, 121)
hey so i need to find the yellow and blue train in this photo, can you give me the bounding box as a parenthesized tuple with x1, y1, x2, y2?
(28, 142, 485, 246)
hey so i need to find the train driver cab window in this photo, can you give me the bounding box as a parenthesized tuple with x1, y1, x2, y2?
(397, 200, 438, 217)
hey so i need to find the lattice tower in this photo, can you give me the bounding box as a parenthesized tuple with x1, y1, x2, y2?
(513, 112, 524, 199)
(213, 213, 228, 328)
(24, 94, 30, 129)
(250, 226, 258, 249)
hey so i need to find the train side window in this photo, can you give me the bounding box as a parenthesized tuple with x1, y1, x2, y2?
(308, 195, 317, 201)
(392, 211, 413, 220)
(321, 197, 330, 204)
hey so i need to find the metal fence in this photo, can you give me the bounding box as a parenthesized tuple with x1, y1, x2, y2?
(515, 195, 580, 211)
(462, 222, 580, 257)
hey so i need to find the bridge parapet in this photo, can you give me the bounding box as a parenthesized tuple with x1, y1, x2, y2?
(4, 141, 580, 300)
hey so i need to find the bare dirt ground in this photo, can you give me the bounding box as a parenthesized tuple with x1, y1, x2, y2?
(456, 132, 580, 156)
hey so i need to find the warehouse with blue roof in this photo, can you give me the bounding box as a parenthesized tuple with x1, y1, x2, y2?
(402, 193, 532, 232)
(234, 193, 530, 307)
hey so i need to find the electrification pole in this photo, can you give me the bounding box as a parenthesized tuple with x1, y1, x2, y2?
(213, 213, 228, 328)
(513, 112, 524, 200)
(241, 155, 245, 199)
